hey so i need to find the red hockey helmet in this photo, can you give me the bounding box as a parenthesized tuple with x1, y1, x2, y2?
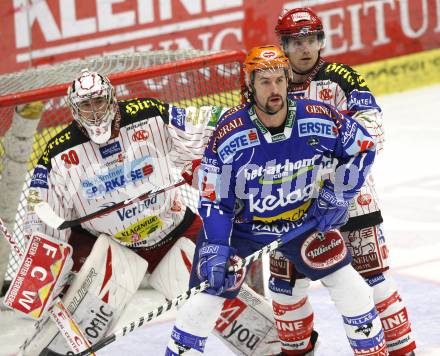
(275, 8, 324, 39)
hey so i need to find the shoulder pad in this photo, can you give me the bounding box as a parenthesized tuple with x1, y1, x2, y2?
(40, 124, 85, 168)
(118, 98, 168, 124)
(220, 103, 247, 121)
(320, 62, 370, 91)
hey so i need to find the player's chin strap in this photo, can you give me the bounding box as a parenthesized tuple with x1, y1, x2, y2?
(34, 178, 188, 230)
(63, 219, 317, 356)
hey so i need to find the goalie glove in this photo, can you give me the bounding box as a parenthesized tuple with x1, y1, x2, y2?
(181, 159, 201, 187)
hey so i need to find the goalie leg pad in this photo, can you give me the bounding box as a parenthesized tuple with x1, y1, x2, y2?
(268, 276, 314, 355)
(19, 234, 148, 356)
(368, 271, 416, 355)
(321, 265, 388, 355)
(149, 237, 195, 299)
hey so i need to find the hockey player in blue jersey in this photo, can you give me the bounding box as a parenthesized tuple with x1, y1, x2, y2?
(165, 45, 388, 356)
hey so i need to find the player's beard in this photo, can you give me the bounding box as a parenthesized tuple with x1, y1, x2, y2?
(260, 95, 285, 115)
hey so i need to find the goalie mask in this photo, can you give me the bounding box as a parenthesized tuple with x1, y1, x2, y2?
(67, 70, 116, 144)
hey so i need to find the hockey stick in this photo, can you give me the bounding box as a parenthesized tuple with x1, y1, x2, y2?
(0, 217, 24, 258)
(69, 219, 317, 356)
(35, 178, 187, 230)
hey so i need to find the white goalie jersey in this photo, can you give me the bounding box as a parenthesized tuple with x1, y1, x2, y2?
(25, 98, 226, 248)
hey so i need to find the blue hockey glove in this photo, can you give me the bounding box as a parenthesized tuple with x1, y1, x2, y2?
(197, 243, 241, 296)
(308, 186, 349, 232)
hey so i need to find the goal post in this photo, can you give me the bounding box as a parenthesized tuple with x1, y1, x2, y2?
(0, 49, 246, 289)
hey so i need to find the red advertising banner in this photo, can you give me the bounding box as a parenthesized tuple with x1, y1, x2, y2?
(3, 232, 72, 320)
(1, 0, 440, 75)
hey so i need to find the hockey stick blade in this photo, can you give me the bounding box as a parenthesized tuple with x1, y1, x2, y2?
(69, 219, 317, 356)
(35, 178, 187, 230)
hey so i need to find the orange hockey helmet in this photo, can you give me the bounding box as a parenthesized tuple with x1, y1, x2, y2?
(243, 45, 290, 85)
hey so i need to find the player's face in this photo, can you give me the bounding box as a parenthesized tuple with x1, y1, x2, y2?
(252, 69, 288, 115)
(77, 97, 111, 126)
(284, 34, 322, 73)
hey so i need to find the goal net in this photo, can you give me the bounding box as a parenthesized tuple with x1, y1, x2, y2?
(0, 49, 245, 286)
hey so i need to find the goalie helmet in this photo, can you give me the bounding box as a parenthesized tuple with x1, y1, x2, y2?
(243, 45, 291, 87)
(67, 70, 116, 144)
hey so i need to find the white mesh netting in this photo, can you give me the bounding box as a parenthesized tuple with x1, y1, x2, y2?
(0, 49, 244, 282)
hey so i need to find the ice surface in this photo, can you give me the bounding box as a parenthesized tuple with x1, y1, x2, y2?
(1, 84, 439, 356)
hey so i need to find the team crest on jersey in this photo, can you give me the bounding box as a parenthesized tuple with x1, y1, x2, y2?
(132, 129, 149, 142)
(319, 88, 333, 101)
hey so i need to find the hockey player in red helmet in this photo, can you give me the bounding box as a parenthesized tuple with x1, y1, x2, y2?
(275, 8, 325, 76)
(272, 7, 417, 356)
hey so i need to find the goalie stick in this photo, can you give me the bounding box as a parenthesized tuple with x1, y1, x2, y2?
(35, 178, 187, 230)
(65, 219, 317, 356)
(0, 217, 23, 259)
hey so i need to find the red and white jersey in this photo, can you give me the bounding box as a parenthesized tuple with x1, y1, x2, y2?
(289, 59, 384, 224)
(25, 98, 226, 248)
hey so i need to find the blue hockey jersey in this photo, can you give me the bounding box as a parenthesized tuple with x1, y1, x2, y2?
(198, 97, 376, 245)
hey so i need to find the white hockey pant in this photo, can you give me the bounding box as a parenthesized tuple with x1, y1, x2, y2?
(321, 265, 388, 355)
